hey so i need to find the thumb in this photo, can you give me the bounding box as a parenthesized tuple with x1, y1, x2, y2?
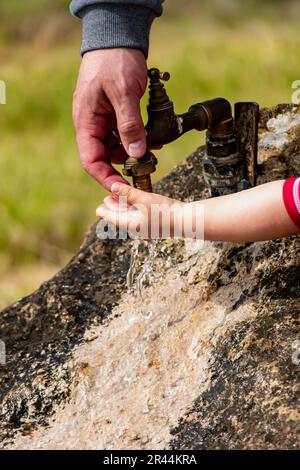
(111, 182, 139, 204)
(111, 182, 153, 207)
(111, 92, 146, 158)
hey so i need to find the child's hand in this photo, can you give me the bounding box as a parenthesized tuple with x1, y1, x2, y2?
(96, 182, 185, 238)
(97, 179, 299, 242)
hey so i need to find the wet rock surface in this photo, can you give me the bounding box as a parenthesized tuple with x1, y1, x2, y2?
(170, 242, 299, 450)
(0, 105, 299, 449)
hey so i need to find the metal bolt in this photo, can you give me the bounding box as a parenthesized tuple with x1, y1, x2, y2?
(123, 152, 157, 192)
(148, 68, 170, 82)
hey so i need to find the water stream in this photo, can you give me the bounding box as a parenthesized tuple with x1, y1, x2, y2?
(126, 238, 164, 318)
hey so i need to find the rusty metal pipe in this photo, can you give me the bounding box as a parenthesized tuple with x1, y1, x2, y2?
(146, 96, 233, 147)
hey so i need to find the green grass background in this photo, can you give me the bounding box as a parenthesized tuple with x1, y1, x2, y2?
(1, 0, 300, 306)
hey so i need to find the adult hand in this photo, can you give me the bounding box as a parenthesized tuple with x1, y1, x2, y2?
(73, 48, 148, 190)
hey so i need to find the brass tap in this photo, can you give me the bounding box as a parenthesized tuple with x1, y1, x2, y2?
(121, 66, 259, 196)
(145, 68, 235, 147)
(122, 152, 157, 192)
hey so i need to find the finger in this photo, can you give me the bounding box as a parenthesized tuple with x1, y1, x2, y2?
(103, 195, 118, 209)
(107, 89, 146, 158)
(96, 204, 133, 229)
(110, 182, 171, 210)
(110, 182, 153, 206)
(106, 135, 129, 165)
(104, 195, 131, 211)
(75, 113, 128, 190)
(73, 87, 127, 190)
(77, 133, 126, 189)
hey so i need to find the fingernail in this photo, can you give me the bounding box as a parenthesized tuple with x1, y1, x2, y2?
(111, 182, 120, 193)
(128, 141, 145, 157)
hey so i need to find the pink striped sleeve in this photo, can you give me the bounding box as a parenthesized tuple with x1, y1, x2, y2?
(282, 177, 300, 229)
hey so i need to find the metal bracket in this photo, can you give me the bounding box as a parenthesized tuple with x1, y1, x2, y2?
(234, 102, 259, 187)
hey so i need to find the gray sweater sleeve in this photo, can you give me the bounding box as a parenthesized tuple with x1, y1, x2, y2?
(70, 1, 163, 57)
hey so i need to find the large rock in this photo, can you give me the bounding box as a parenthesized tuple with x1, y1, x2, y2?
(0, 105, 299, 450)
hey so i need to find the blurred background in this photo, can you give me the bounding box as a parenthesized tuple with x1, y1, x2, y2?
(1, 0, 300, 308)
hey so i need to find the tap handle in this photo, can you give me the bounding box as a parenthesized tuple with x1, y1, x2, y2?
(148, 68, 170, 82)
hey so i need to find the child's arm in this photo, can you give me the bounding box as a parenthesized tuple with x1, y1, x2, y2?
(199, 179, 299, 242)
(96, 178, 300, 242)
